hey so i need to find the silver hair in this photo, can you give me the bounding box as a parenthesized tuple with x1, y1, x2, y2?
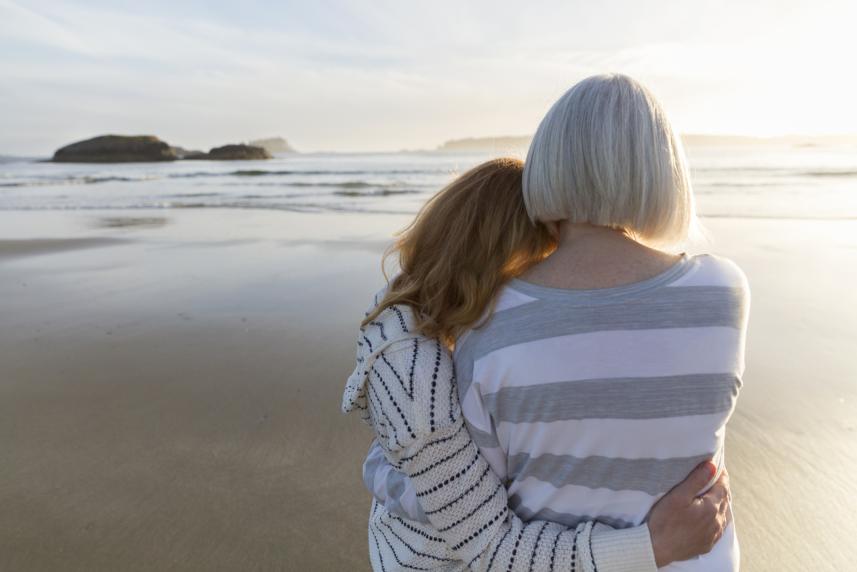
(523, 74, 695, 245)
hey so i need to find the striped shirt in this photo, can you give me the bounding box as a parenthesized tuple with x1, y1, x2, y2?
(454, 253, 749, 571)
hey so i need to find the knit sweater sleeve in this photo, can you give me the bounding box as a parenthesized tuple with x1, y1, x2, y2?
(365, 337, 657, 572)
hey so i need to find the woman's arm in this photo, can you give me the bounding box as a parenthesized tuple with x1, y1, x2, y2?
(366, 438, 731, 568)
(366, 338, 659, 571)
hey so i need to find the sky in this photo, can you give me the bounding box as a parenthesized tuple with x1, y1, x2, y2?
(2, 0, 856, 155)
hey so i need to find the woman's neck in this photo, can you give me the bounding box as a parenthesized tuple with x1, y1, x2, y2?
(556, 222, 632, 246)
(522, 222, 681, 289)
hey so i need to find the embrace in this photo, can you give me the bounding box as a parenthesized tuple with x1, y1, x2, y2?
(343, 74, 749, 571)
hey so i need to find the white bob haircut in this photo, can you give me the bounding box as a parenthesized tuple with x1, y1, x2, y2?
(523, 74, 695, 246)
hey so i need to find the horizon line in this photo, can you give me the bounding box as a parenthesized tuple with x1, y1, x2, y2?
(4, 131, 857, 158)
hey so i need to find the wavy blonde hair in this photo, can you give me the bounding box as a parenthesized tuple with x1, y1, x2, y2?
(363, 158, 556, 346)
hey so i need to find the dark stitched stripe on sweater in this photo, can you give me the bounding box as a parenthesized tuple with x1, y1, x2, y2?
(367, 380, 403, 449)
(423, 464, 491, 516)
(415, 451, 480, 497)
(588, 522, 597, 572)
(376, 524, 435, 571)
(549, 525, 560, 572)
(408, 338, 418, 397)
(438, 481, 504, 533)
(528, 521, 549, 572)
(389, 513, 444, 544)
(462, 505, 510, 556)
(507, 527, 526, 572)
(391, 306, 410, 333)
(371, 365, 417, 440)
(449, 370, 457, 424)
(479, 516, 511, 571)
(399, 422, 466, 463)
(429, 340, 442, 432)
(571, 526, 579, 572)
(409, 439, 471, 478)
(370, 320, 388, 341)
(370, 527, 387, 572)
(378, 520, 452, 562)
(452, 505, 509, 552)
(381, 352, 412, 399)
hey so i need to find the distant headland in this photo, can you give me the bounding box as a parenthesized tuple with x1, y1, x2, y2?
(50, 135, 297, 163)
(248, 137, 295, 153)
(437, 136, 531, 152)
(436, 133, 857, 152)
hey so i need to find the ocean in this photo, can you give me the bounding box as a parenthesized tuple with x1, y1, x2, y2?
(2, 144, 857, 220)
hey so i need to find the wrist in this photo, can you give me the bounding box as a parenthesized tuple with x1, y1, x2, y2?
(647, 522, 670, 568)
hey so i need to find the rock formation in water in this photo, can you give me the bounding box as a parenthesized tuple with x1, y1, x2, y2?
(52, 135, 177, 163)
(169, 146, 206, 159)
(186, 144, 272, 160)
(248, 137, 295, 153)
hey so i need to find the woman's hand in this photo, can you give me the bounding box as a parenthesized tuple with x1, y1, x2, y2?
(647, 462, 731, 567)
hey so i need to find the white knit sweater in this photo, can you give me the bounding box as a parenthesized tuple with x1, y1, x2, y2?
(343, 295, 658, 572)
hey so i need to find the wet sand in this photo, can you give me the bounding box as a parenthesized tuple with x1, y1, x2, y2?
(1, 209, 855, 571)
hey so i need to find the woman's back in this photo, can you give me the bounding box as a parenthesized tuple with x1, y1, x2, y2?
(453, 253, 749, 570)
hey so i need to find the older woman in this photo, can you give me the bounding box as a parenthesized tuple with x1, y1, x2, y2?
(474, 74, 746, 570)
(353, 74, 745, 571)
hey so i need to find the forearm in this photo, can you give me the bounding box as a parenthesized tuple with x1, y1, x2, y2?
(399, 420, 657, 571)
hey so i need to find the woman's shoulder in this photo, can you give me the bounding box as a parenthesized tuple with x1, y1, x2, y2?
(675, 253, 750, 293)
(349, 287, 459, 447)
(363, 297, 423, 345)
(343, 286, 423, 416)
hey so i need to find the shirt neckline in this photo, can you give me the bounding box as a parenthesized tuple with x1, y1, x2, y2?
(508, 253, 693, 303)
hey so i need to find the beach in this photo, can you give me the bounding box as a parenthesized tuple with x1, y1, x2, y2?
(5, 0, 857, 567)
(0, 206, 854, 571)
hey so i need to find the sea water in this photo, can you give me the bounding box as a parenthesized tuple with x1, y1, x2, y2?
(2, 144, 857, 220)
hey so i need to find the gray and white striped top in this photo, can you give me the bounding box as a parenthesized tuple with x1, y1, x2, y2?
(454, 253, 749, 571)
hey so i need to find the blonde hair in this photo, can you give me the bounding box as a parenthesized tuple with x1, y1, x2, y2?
(363, 158, 556, 346)
(523, 73, 695, 245)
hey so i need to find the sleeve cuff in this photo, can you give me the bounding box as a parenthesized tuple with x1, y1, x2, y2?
(590, 523, 658, 572)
